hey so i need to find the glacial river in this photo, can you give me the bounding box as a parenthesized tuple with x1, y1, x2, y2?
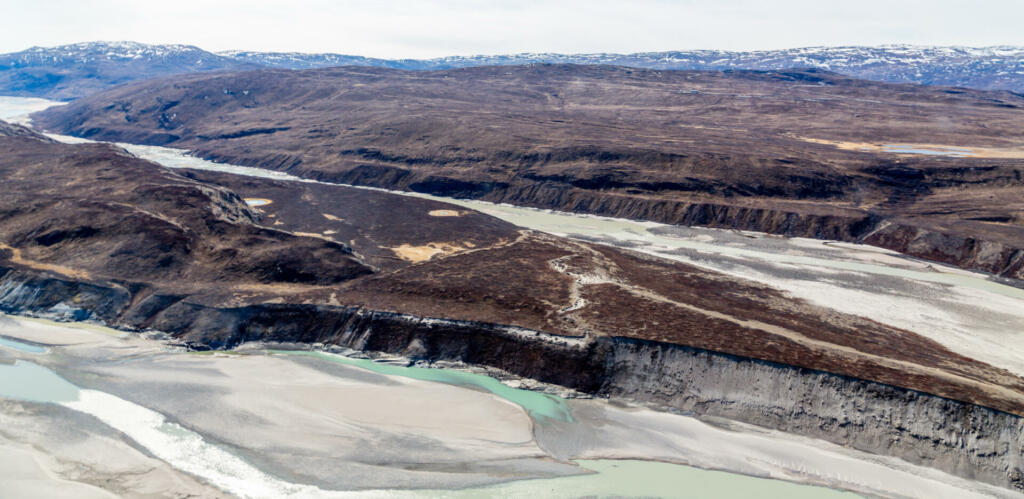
(273, 350, 575, 422)
(0, 324, 862, 499)
(2, 96, 1021, 498)
(106, 121, 1024, 378)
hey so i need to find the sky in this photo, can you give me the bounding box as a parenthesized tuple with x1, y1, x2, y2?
(1, 0, 1023, 58)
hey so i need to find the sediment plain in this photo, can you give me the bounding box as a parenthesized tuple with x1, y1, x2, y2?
(33, 64, 1024, 279)
(2, 76, 1024, 496)
(2, 314, 1018, 498)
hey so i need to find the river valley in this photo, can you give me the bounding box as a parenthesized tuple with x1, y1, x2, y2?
(2, 96, 1024, 498)
(37, 100, 1024, 379)
(3, 313, 1018, 498)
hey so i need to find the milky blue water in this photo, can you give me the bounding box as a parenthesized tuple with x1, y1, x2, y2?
(274, 350, 574, 422)
(0, 360, 79, 403)
(0, 335, 47, 354)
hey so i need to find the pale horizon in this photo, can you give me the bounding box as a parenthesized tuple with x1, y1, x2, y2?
(6, 39, 1024, 60)
(2, 0, 1024, 59)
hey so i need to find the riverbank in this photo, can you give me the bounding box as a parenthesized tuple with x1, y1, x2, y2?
(109, 135, 1024, 380)
(3, 313, 1019, 498)
(3, 96, 1024, 495)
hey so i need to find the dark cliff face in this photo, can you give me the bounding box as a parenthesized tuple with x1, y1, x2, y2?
(4, 129, 1024, 424)
(4, 123, 1024, 490)
(1, 267, 1023, 492)
(33, 64, 1024, 280)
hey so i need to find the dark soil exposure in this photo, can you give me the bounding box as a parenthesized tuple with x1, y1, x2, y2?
(6, 119, 1024, 489)
(2, 123, 1022, 418)
(176, 169, 518, 272)
(33, 64, 1024, 279)
(0, 124, 372, 287)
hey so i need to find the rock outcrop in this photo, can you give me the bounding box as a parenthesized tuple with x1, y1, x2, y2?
(1, 266, 1022, 492)
(4, 123, 1024, 492)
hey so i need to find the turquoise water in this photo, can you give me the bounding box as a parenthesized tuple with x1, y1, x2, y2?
(0, 360, 79, 403)
(0, 343, 860, 498)
(0, 335, 47, 354)
(273, 350, 574, 422)
(391, 459, 861, 499)
(0, 96, 942, 497)
(277, 350, 865, 498)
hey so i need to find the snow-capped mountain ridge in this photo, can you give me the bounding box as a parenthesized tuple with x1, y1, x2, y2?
(221, 50, 381, 70)
(407, 45, 1024, 69)
(7, 41, 215, 65)
(0, 42, 255, 99)
(3, 41, 1024, 99)
(217, 44, 1024, 92)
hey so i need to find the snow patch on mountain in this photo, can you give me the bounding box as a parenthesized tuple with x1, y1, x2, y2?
(217, 44, 1024, 92)
(3, 42, 1024, 96)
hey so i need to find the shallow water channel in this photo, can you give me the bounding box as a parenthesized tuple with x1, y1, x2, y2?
(0, 95, 1018, 498)
(273, 350, 574, 422)
(99, 132, 1024, 377)
(0, 326, 859, 498)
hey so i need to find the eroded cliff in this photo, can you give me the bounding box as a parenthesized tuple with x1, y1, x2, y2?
(1, 267, 1021, 492)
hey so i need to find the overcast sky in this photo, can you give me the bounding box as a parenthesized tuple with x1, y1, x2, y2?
(2, 0, 1022, 58)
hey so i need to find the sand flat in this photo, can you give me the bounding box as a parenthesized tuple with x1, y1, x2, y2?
(0, 315, 121, 346)
(0, 315, 1017, 497)
(0, 399, 225, 498)
(0, 442, 119, 499)
(0, 314, 563, 491)
(535, 400, 1017, 499)
(92, 352, 539, 449)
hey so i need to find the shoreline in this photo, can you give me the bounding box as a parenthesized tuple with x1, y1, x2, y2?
(2, 312, 1019, 498)
(2, 97, 1024, 496)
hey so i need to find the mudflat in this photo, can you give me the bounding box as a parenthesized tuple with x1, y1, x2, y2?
(0, 314, 1014, 498)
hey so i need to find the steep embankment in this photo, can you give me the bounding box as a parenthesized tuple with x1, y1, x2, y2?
(33, 64, 1024, 280)
(4, 121, 1024, 491)
(1, 267, 1022, 492)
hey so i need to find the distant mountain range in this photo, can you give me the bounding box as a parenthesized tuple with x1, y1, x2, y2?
(2, 41, 1023, 99)
(0, 41, 256, 100)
